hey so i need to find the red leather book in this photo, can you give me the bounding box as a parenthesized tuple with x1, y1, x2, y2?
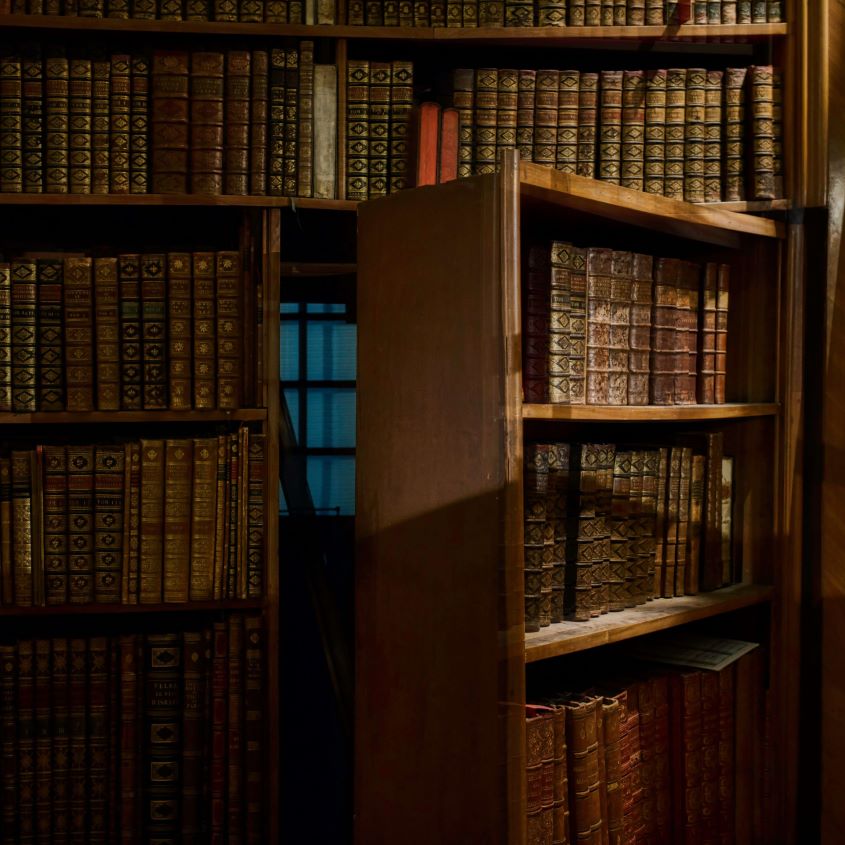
(717, 667, 735, 845)
(50, 638, 70, 844)
(107, 639, 119, 843)
(523, 246, 550, 405)
(438, 106, 459, 184)
(651, 257, 680, 405)
(715, 265, 729, 404)
(118, 634, 139, 845)
(700, 431, 723, 592)
(697, 263, 718, 404)
(700, 670, 720, 844)
(412, 101, 440, 188)
(670, 670, 702, 845)
(210, 621, 228, 845)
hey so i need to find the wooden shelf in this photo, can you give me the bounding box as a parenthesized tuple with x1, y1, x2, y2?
(281, 261, 357, 276)
(0, 193, 358, 210)
(522, 402, 780, 422)
(0, 13, 787, 40)
(712, 198, 791, 213)
(519, 162, 785, 244)
(524, 583, 774, 662)
(0, 598, 266, 618)
(0, 408, 267, 423)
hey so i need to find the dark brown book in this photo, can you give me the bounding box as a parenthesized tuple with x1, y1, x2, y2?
(50, 637, 70, 843)
(568, 247, 588, 405)
(368, 62, 390, 199)
(11, 258, 37, 412)
(577, 71, 598, 179)
(140, 253, 167, 409)
(523, 245, 550, 405)
(523, 442, 549, 632)
(628, 253, 653, 406)
(564, 696, 602, 841)
(345, 58, 369, 200)
(94, 258, 120, 411)
(602, 694, 624, 845)
(93, 446, 124, 604)
(556, 70, 579, 174)
(586, 247, 612, 405)
(676, 446, 693, 597)
(772, 67, 784, 198)
(11, 450, 33, 606)
(34, 638, 51, 845)
(63, 257, 94, 412)
(190, 437, 217, 600)
(389, 60, 413, 193)
(496, 68, 518, 167)
(181, 630, 204, 844)
(67, 445, 94, 604)
(676, 260, 700, 406)
(282, 47, 299, 197)
(297, 41, 314, 197)
(595, 444, 615, 615)
(684, 67, 706, 204)
(723, 67, 747, 203)
(118, 634, 139, 845)
(35, 258, 63, 411)
(163, 439, 192, 602)
(216, 251, 242, 410)
(226, 432, 240, 598)
(152, 50, 189, 194)
(662, 446, 682, 597)
(192, 252, 216, 409)
(227, 614, 244, 840)
(43, 445, 68, 605)
(190, 52, 224, 194)
(697, 263, 718, 404)
(0, 53, 24, 194)
(686, 452, 705, 595)
(91, 53, 110, 194)
(546, 443, 569, 624)
(452, 68, 474, 180)
(0, 458, 12, 605)
(621, 70, 645, 191)
(533, 69, 558, 169)
(0, 264, 11, 412)
(699, 669, 719, 843)
(700, 431, 723, 591)
(129, 54, 149, 194)
(717, 666, 735, 845)
(44, 49, 70, 194)
(18, 639, 35, 842)
(210, 620, 228, 842)
(68, 638, 87, 844)
(610, 450, 632, 612)
(268, 48, 286, 195)
(716, 264, 729, 404)
(474, 68, 497, 175)
(224, 50, 251, 196)
(87, 636, 108, 842)
(246, 435, 265, 599)
(139, 438, 165, 603)
(644, 68, 667, 196)
(68, 58, 93, 194)
(652, 446, 669, 597)
(250, 50, 269, 195)
(565, 445, 591, 620)
(0, 645, 14, 838)
(664, 68, 686, 200)
(515, 69, 535, 166)
(671, 671, 702, 845)
(650, 257, 679, 405)
(609, 250, 633, 406)
(118, 254, 143, 410)
(244, 616, 264, 844)
(548, 241, 572, 404)
(526, 707, 553, 844)
(22, 46, 44, 194)
(125, 443, 141, 604)
(166, 253, 192, 410)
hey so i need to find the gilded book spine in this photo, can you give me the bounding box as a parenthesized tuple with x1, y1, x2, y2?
(565, 697, 602, 838)
(684, 67, 706, 204)
(610, 450, 632, 612)
(63, 257, 94, 412)
(246, 436, 265, 599)
(226, 433, 240, 598)
(190, 437, 217, 600)
(163, 439, 192, 602)
(547, 444, 569, 623)
(216, 251, 242, 410)
(586, 247, 613, 405)
(66, 445, 95, 603)
(595, 444, 614, 614)
(533, 69, 558, 169)
(0, 53, 23, 193)
(192, 252, 216, 409)
(44, 49, 69, 194)
(663, 446, 682, 596)
(628, 253, 653, 406)
(568, 247, 588, 405)
(213, 436, 227, 600)
(94, 258, 120, 411)
(608, 250, 632, 406)
(452, 68, 474, 179)
(389, 60, 413, 193)
(576, 72, 598, 179)
(140, 253, 167, 409)
(0, 458, 12, 604)
(11, 259, 37, 412)
(704, 69, 723, 203)
(250, 50, 269, 196)
(0, 645, 16, 837)
(674, 260, 699, 406)
(109, 54, 130, 194)
(297, 41, 314, 197)
(368, 62, 390, 199)
(166, 253, 192, 410)
(496, 68, 518, 166)
(697, 262, 718, 404)
(11, 451, 33, 606)
(556, 69, 579, 174)
(51, 638, 70, 842)
(22, 46, 44, 194)
(129, 55, 149, 194)
(118, 254, 143, 410)
(621, 70, 645, 191)
(68, 58, 92, 193)
(139, 439, 164, 603)
(644, 68, 666, 195)
(224, 50, 251, 196)
(641, 449, 659, 600)
(190, 52, 225, 195)
(773, 67, 784, 198)
(0, 264, 10, 412)
(675, 446, 692, 595)
(599, 70, 623, 184)
(268, 48, 286, 197)
(548, 241, 572, 404)
(126, 443, 141, 604)
(664, 68, 686, 200)
(240, 0, 264, 21)
(93, 446, 124, 603)
(568, 446, 593, 620)
(750, 65, 775, 199)
(474, 68, 498, 175)
(515, 69, 535, 165)
(701, 431, 723, 591)
(345, 59, 370, 199)
(524, 246, 550, 404)
(43, 445, 68, 605)
(724, 67, 746, 202)
(91, 54, 110, 194)
(283, 48, 299, 196)
(37, 258, 64, 411)
(653, 446, 669, 596)
(716, 263, 729, 403)
(152, 50, 189, 194)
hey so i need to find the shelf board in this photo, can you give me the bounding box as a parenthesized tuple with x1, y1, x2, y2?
(280, 261, 357, 276)
(518, 163, 785, 245)
(0, 598, 265, 618)
(0, 409, 267, 424)
(0, 192, 358, 210)
(0, 13, 787, 40)
(522, 402, 779, 422)
(524, 583, 774, 662)
(711, 198, 791, 213)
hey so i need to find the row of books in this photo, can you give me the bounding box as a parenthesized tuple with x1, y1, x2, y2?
(523, 246, 730, 407)
(0, 251, 248, 413)
(0, 41, 345, 198)
(523, 434, 732, 629)
(347, 0, 783, 26)
(525, 659, 748, 845)
(449, 64, 784, 202)
(0, 617, 265, 844)
(0, 429, 265, 608)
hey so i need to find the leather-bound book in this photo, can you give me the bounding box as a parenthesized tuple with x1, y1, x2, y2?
(700, 431, 723, 591)
(63, 257, 94, 411)
(139, 439, 164, 603)
(595, 444, 615, 615)
(723, 67, 746, 202)
(715, 263, 729, 403)
(652, 446, 669, 596)
(477, 0, 502, 23)
(628, 0, 645, 23)
(36, 258, 64, 411)
(215, 251, 242, 410)
(445, 0, 460, 25)
(639, 450, 659, 601)
(430, 0, 445, 25)
(686, 452, 704, 595)
(0, 265, 9, 412)
(524, 245, 550, 404)
(118, 634, 139, 845)
(564, 696, 602, 841)
(288, 0, 303, 22)
(609, 450, 632, 612)
(628, 450, 645, 604)
(145, 633, 182, 843)
(93, 258, 120, 410)
(496, 68, 517, 166)
(414, 0, 431, 25)
(367, 62, 390, 199)
(190, 52, 224, 194)
(0, 645, 15, 837)
(246, 435, 265, 599)
(662, 446, 681, 597)
(548, 241, 572, 404)
(621, 70, 645, 191)
(296, 41, 314, 197)
(586, 0, 601, 24)
(697, 263, 718, 404)
(34, 639, 52, 844)
(44, 49, 70, 194)
(226, 432, 241, 598)
(224, 51, 251, 196)
(547, 443, 569, 623)
(22, 45, 44, 194)
(185, 0, 210, 16)
(50, 638, 70, 842)
(650, 257, 678, 405)
(567, 247, 588, 405)
(599, 70, 623, 184)
(131, 0, 156, 16)
(677, 260, 700, 405)
(192, 252, 216, 409)
(66, 445, 94, 604)
(568, 0, 584, 23)
(751, 0, 766, 21)
(515, 69, 536, 166)
(692, 0, 705, 22)
(118, 254, 142, 410)
(504, 0, 530, 25)
(91, 53, 110, 194)
(390, 61, 413, 193)
(398, 0, 414, 25)
(282, 47, 299, 197)
(720, 456, 733, 585)
(675, 446, 692, 596)
(601, 695, 624, 845)
(736, 2, 752, 22)
(31, 450, 44, 607)
(214, 436, 228, 599)
(87, 636, 108, 842)
(608, 250, 632, 405)
(109, 54, 130, 194)
(684, 67, 706, 203)
(536, 0, 564, 23)
(43, 445, 68, 605)
(227, 614, 245, 838)
(523, 442, 549, 632)
(772, 67, 784, 197)
(636, 678, 656, 838)
(345, 58, 369, 200)
(249, 50, 268, 196)
(0, 53, 23, 193)
(664, 68, 686, 200)
(163, 439, 191, 603)
(643, 68, 666, 196)
(439, 106, 459, 183)
(129, 54, 149, 194)
(140, 253, 167, 409)
(215, 0, 238, 19)
(452, 68, 474, 179)
(210, 621, 227, 842)
(722, 0, 737, 21)
(704, 69, 723, 203)
(180, 630, 204, 844)
(586, 247, 612, 405)
(11, 258, 37, 412)
(533, 69, 559, 168)
(699, 669, 719, 842)
(565, 445, 591, 620)
(17, 639, 35, 841)
(717, 666, 735, 845)
(556, 70, 579, 174)
(244, 616, 264, 844)
(577, 72, 598, 178)
(526, 707, 552, 841)
(671, 670, 702, 845)
(125, 443, 140, 604)
(474, 68, 497, 175)
(767, 0, 782, 20)
(0, 458, 11, 604)
(93, 446, 124, 604)
(166, 253, 192, 410)
(628, 253, 653, 406)
(240, 0, 264, 20)
(190, 437, 217, 600)
(151, 50, 189, 194)
(68, 58, 92, 194)
(67, 638, 87, 843)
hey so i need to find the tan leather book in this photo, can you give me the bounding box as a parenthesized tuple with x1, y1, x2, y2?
(63, 257, 95, 412)
(749, 65, 775, 200)
(684, 67, 706, 204)
(697, 263, 718, 405)
(313, 64, 337, 199)
(664, 68, 687, 200)
(533, 69, 558, 170)
(451, 68, 474, 180)
(66, 444, 94, 604)
(163, 438, 192, 602)
(94, 446, 124, 603)
(723, 67, 747, 202)
(94, 257, 120, 411)
(556, 72, 579, 174)
(608, 250, 633, 406)
(628, 253, 653, 406)
(496, 69, 518, 172)
(641, 450, 659, 602)
(190, 52, 224, 194)
(577, 72, 599, 179)
(644, 68, 667, 196)
(599, 69, 623, 185)
(621, 70, 645, 191)
(389, 60, 413, 194)
(215, 251, 242, 410)
(139, 439, 164, 603)
(569, 247, 588, 405)
(190, 437, 217, 601)
(166, 253, 192, 411)
(11, 451, 33, 606)
(0, 54, 23, 194)
(283, 48, 299, 197)
(628, 449, 645, 605)
(652, 447, 669, 598)
(515, 69, 536, 167)
(586, 247, 613, 405)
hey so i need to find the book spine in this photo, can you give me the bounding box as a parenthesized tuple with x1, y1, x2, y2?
(496, 68, 517, 168)
(1, 645, 17, 836)
(389, 60, 413, 193)
(68, 639, 87, 845)
(11, 450, 33, 606)
(368, 62, 390, 198)
(565, 698, 602, 837)
(722, 0, 737, 21)
(715, 263, 729, 403)
(533, 69, 558, 169)
(33, 639, 51, 845)
(66, 446, 94, 603)
(139, 438, 164, 603)
(414, 0, 430, 23)
(686, 452, 705, 594)
(181, 630, 204, 844)
(166, 253, 192, 410)
(621, 70, 645, 191)
(650, 257, 678, 405)
(627, 0, 645, 22)
(524, 246, 550, 405)
(43, 445, 68, 605)
(717, 666, 735, 845)
(577, 72, 598, 179)
(226, 433, 240, 598)
(474, 68, 498, 175)
(190, 437, 217, 600)
(684, 67, 706, 204)
(215, 0, 238, 20)
(268, 49, 286, 195)
(50, 638, 70, 844)
(246, 435, 265, 598)
(704, 69, 723, 203)
(224, 50, 251, 196)
(18, 639, 35, 843)
(313, 64, 338, 198)
(608, 250, 632, 406)
(296, 41, 314, 197)
(698, 263, 718, 404)
(31, 451, 44, 607)
(721, 456, 733, 584)
(119, 634, 138, 845)
(163, 439, 192, 602)
(548, 241, 572, 404)
(210, 621, 227, 843)
(641, 449, 659, 600)
(523, 442, 549, 631)
(773, 67, 784, 197)
(107, 640, 119, 843)
(249, 50, 268, 195)
(126, 443, 141, 604)
(452, 68, 475, 179)
(525, 709, 552, 842)
(556, 70, 579, 174)
(345, 58, 369, 200)
(536, 0, 564, 24)
(599, 69, 623, 185)
(664, 68, 686, 200)
(190, 51, 224, 195)
(663, 446, 681, 596)
(674, 261, 698, 405)
(430, 0, 445, 23)
(213, 436, 227, 600)
(610, 450, 632, 612)
(192, 252, 216, 409)
(109, 55, 131, 194)
(0, 264, 10, 412)
(570, 445, 595, 620)
(547, 443, 569, 623)
(568, 248, 588, 405)
(751, 0, 765, 21)
(63, 257, 94, 411)
(0, 53, 23, 193)
(11, 259, 37, 412)
(630, 451, 647, 605)
(602, 696, 624, 844)
(22, 46, 44, 194)
(673, 671, 703, 845)
(749, 65, 775, 200)
(227, 615, 244, 841)
(68, 58, 92, 193)
(644, 68, 666, 195)
(152, 50, 189, 194)
(513, 69, 535, 166)
(586, 247, 613, 405)
(216, 251, 242, 410)
(129, 55, 149, 194)
(145, 633, 182, 843)
(282, 47, 298, 196)
(676, 446, 692, 596)
(0, 458, 12, 604)
(140, 254, 167, 409)
(93, 446, 124, 603)
(628, 252, 653, 406)
(37, 258, 65, 410)
(596, 445, 614, 614)
(239, 0, 264, 19)
(86, 637, 108, 844)
(91, 54, 110, 194)
(118, 254, 142, 409)
(44, 49, 70, 194)
(244, 616, 264, 844)
(93, 258, 120, 410)
(724, 67, 747, 202)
